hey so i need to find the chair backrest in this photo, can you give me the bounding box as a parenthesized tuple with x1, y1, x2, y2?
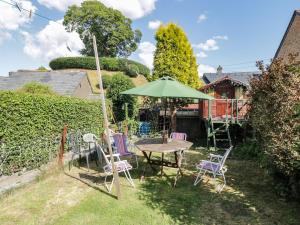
(96, 143, 111, 165)
(219, 146, 233, 169)
(113, 133, 130, 156)
(83, 133, 97, 143)
(170, 132, 187, 141)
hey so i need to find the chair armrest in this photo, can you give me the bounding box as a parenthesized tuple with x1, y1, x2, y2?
(209, 154, 223, 162)
(200, 160, 219, 166)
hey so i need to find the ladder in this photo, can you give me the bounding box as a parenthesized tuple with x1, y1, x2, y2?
(207, 117, 232, 149)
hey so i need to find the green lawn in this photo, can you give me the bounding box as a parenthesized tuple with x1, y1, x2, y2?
(0, 148, 299, 225)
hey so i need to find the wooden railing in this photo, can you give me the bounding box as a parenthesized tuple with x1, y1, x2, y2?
(200, 99, 249, 123)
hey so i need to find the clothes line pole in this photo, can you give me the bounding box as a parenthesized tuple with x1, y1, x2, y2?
(92, 35, 121, 199)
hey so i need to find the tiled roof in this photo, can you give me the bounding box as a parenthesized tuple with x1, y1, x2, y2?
(200, 75, 247, 90)
(202, 71, 261, 86)
(0, 71, 86, 96)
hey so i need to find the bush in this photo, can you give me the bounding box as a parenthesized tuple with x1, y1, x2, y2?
(232, 140, 262, 160)
(18, 82, 56, 95)
(0, 91, 103, 175)
(106, 73, 137, 122)
(49, 57, 150, 77)
(102, 74, 112, 89)
(249, 56, 300, 199)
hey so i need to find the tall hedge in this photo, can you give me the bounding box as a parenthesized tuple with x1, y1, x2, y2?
(0, 91, 103, 174)
(49, 57, 150, 78)
(249, 57, 300, 198)
(0, 91, 103, 145)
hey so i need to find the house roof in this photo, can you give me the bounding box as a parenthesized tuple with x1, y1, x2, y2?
(0, 71, 86, 96)
(202, 71, 261, 87)
(200, 75, 247, 91)
(275, 10, 300, 62)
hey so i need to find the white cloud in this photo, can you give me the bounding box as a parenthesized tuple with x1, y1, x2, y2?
(148, 20, 162, 30)
(194, 39, 219, 51)
(137, 42, 156, 69)
(38, 0, 157, 19)
(37, 0, 81, 11)
(0, 0, 36, 30)
(197, 14, 207, 23)
(198, 64, 216, 77)
(0, 31, 12, 45)
(100, 0, 157, 19)
(21, 20, 84, 60)
(196, 52, 207, 58)
(213, 35, 228, 40)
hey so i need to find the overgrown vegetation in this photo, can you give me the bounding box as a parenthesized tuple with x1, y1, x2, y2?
(0, 91, 103, 175)
(106, 73, 137, 122)
(63, 0, 142, 57)
(49, 57, 150, 77)
(248, 56, 300, 199)
(18, 82, 56, 95)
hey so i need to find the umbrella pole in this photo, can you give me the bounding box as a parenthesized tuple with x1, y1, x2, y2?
(93, 35, 121, 199)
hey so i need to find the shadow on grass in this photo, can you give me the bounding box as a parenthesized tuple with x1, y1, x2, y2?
(137, 149, 300, 225)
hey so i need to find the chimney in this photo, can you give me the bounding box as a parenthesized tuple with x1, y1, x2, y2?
(217, 65, 223, 75)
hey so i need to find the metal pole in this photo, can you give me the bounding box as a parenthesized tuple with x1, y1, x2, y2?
(92, 35, 121, 199)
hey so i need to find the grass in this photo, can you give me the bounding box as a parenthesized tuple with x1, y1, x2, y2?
(0, 148, 299, 225)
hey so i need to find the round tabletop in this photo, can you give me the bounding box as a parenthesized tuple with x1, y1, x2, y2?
(134, 138, 193, 153)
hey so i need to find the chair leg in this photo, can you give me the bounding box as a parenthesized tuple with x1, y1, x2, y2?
(135, 155, 139, 169)
(217, 173, 226, 193)
(86, 154, 90, 171)
(124, 169, 135, 188)
(194, 169, 203, 186)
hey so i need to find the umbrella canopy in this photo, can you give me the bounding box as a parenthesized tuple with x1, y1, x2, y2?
(121, 76, 214, 100)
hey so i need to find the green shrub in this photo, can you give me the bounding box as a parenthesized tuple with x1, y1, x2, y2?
(37, 66, 48, 71)
(106, 73, 137, 121)
(102, 74, 113, 89)
(232, 140, 262, 160)
(125, 64, 139, 77)
(0, 91, 103, 175)
(49, 57, 150, 77)
(249, 57, 300, 199)
(18, 82, 56, 95)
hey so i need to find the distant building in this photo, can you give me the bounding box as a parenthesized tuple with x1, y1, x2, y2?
(275, 10, 300, 63)
(0, 70, 147, 100)
(0, 70, 94, 99)
(199, 66, 260, 118)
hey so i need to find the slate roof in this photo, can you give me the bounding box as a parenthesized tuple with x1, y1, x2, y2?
(0, 71, 87, 96)
(202, 71, 261, 87)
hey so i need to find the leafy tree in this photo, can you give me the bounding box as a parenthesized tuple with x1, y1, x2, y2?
(153, 23, 200, 88)
(106, 73, 137, 121)
(152, 23, 201, 131)
(63, 0, 142, 57)
(37, 66, 47, 71)
(18, 82, 56, 95)
(249, 56, 300, 198)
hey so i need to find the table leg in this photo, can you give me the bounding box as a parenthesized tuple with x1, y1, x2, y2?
(140, 151, 157, 181)
(173, 150, 184, 187)
(161, 153, 164, 177)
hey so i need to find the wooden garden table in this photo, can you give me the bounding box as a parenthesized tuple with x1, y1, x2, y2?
(134, 138, 193, 187)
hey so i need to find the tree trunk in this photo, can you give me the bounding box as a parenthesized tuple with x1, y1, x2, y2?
(170, 102, 177, 132)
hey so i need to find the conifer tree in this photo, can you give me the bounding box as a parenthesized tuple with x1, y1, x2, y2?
(153, 23, 200, 88)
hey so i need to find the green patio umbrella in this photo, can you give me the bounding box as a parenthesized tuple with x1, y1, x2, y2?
(121, 76, 214, 134)
(121, 76, 214, 100)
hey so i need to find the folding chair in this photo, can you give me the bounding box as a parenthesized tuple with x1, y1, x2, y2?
(112, 133, 138, 168)
(96, 143, 135, 193)
(194, 146, 233, 192)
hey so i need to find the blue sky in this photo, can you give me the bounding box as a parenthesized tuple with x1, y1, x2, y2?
(0, 0, 299, 77)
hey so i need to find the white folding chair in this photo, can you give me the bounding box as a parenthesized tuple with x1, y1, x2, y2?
(194, 146, 233, 192)
(96, 144, 135, 193)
